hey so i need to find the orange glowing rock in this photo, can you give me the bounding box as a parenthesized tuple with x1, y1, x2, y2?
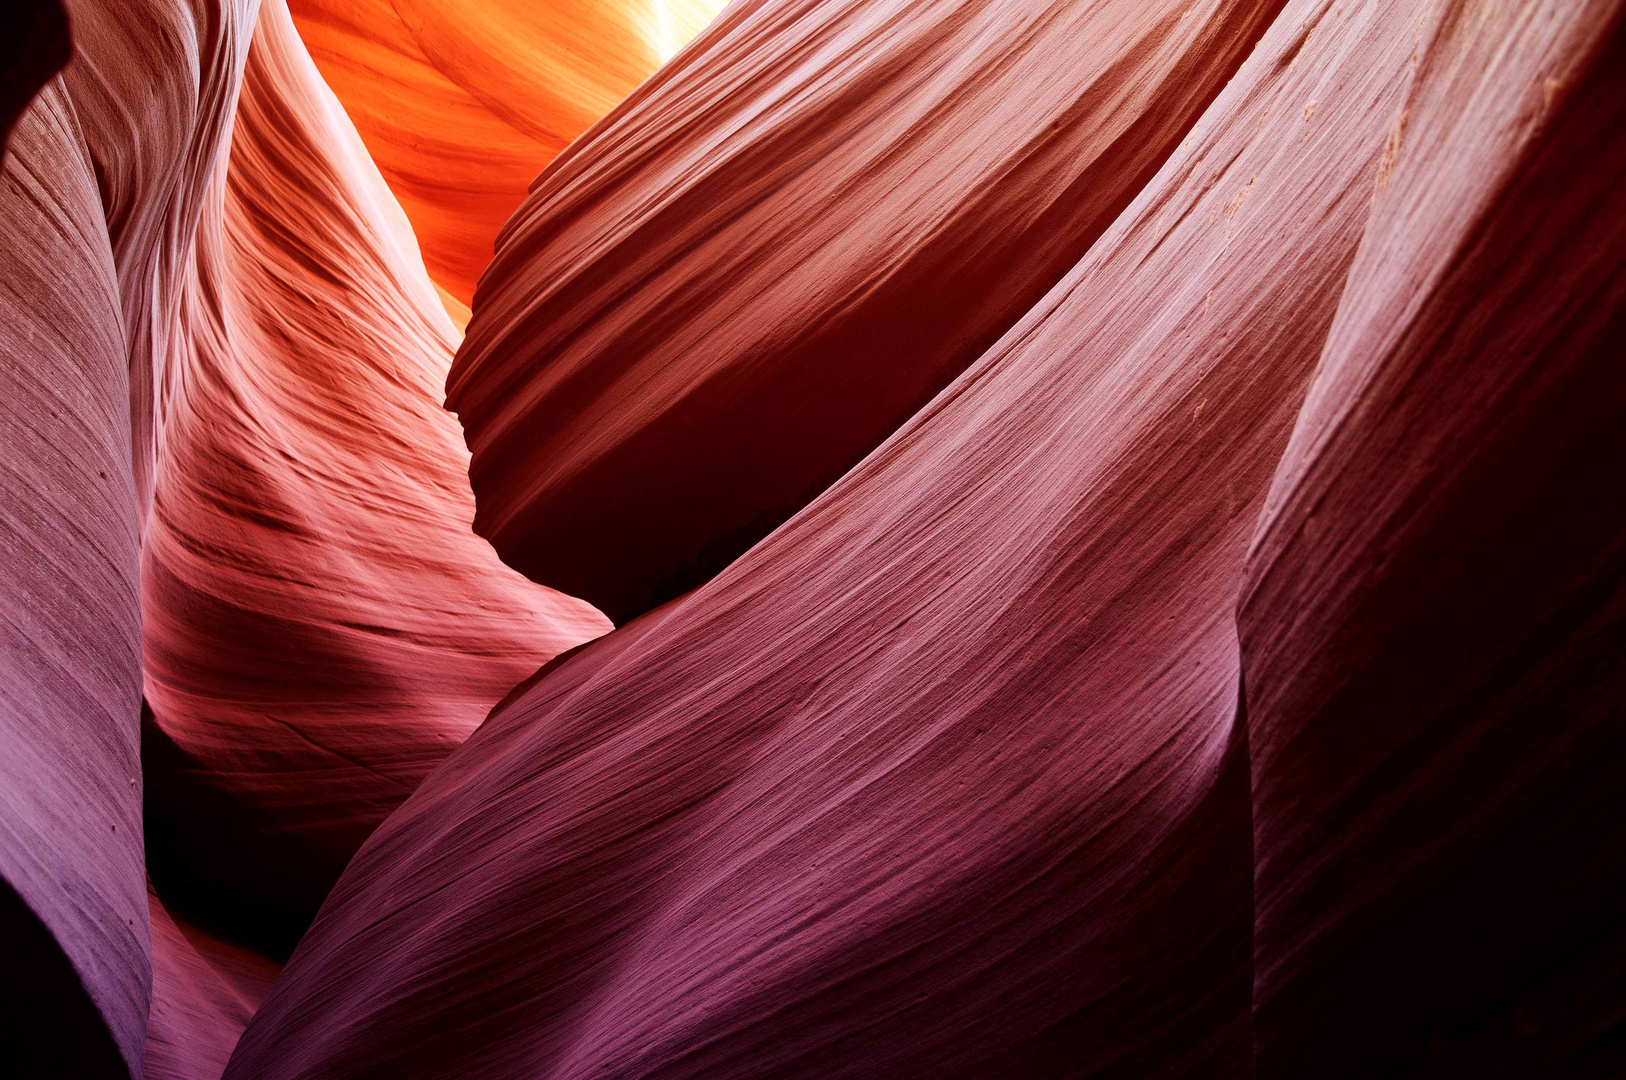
(140, 0, 610, 955)
(288, 0, 725, 305)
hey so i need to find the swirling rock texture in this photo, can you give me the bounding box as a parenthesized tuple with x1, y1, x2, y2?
(0, 0, 257, 1071)
(286, 0, 727, 307)
(146, 886, 280, 1080)
(0, 71, 146, 1080)
(1241, 3, 1626, 1075)
(140, 0, 609, 957)
(2, 0, 608, 1074)
(228, 1, 1563, 1077)
(447, 0, 1293, 622)
(57, 0, 261, 508)
(3, 0, 1626, 1078)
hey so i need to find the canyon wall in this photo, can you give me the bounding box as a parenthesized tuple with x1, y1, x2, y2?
(140, 0, 608, 958)
(287, 0, 726, 306)
(0, 0, 614, 1074)
(1242, 3, 1626, 1073)
(446, 0, 1290, 621)
(2, 0, 1623, 1077)
(233, 2, 1617, 1077)
(0, 0, 261, 1069)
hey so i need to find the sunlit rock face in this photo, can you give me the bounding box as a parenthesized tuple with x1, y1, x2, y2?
(0, 0, 257, 1071)
(287, 0, 726, 306)
(447, 0, 1291, 622)
(229, 2, 1626, 1077)
(2, 0, 1626, 1078)
(141, 0, 610, 957)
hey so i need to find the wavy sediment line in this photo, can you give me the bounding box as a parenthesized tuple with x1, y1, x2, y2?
(445, 0, 1290, 622)
(140, 0, 610, 958)
(228, 2, 1447, 1075)
(288, 0, 726, 304)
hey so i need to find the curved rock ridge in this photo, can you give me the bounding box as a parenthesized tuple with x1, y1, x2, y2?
(145, 885, 281, 1080)
(58, 0, 261, 511)
(227, 2, 1441, 1076)
(0, 78, 147, 1080)
(446, 0, 1291, 622)
(1, 0, 264, 1069)
(141, 0, 611, 956)
(287, 0, 727, 305)
(1240, 2, 1626, 1074)
(5, 0, 617, 1068)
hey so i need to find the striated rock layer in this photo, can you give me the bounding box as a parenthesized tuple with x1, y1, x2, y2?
(447, 0, 1290, 621)
(288, 0, 726, 305)
(145, 886, 281, 1080)
(1241, 2, 1626, 1074)
(58, 0, 261, 511)
(0, 0, 260, 1070)
(228, 1, 1444, 1075)
(5, 0, 617, 1071)
(0, 77, 146, 1080)
(141, 0, 610, 956)
(3, 0, 1625, 1075)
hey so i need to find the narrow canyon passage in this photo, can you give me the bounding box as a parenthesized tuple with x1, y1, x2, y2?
(2, 1, 1625, 1079)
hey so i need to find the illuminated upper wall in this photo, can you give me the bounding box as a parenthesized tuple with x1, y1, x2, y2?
(288, 0, 725, 309)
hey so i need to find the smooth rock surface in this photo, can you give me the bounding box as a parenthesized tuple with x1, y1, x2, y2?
(446, 0, 1291, 621)
(1241, 1, 1626, 1074)
(4, 0, 1624, 1076)
(141, 0, 610, 956)
(288, 0, 725, 304)
(228, 2, 1439, 1075)
(2, 1, 263, 1074)
(0, 79, 147, 1080)
(58, 0, 260, 510)
(145, 886, 280, 1080)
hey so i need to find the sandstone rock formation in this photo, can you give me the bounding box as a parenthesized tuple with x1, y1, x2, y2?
(140, 0, 608, 955)
(446, 0, 1293, 621)
(1, 0, 609, 1073)
(1241, 3, 1626, 1073)
(287, 0, 726, 305)
(1, 0, 260, 1068)
(0, 70, 147, 1080)
(231, 2, 1588, 1076)
(145, 886, 280, 1080)
(56, 0, 261, 510)
(2, 0, 1624, 1077)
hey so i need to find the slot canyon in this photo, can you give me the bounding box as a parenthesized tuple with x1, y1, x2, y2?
(2, 0, 1625, 1077)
